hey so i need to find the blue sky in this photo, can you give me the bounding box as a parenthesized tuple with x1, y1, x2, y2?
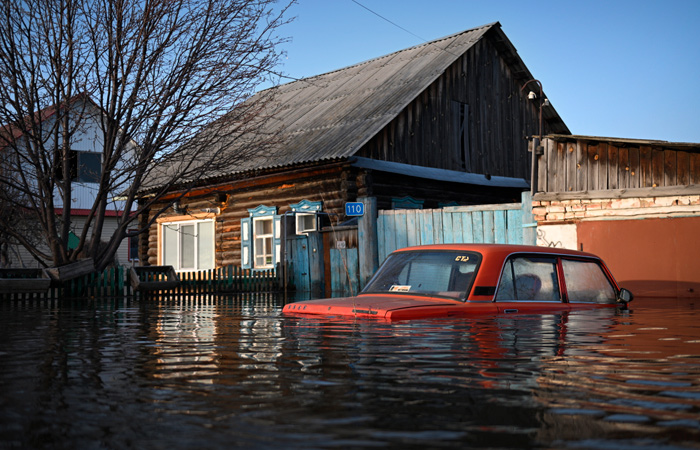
(272, 0, 700, 143)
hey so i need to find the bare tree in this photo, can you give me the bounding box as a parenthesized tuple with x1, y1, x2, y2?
(0, 0, 291, 271)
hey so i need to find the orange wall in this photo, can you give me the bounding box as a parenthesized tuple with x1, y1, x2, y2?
(577, 217, 700, 298)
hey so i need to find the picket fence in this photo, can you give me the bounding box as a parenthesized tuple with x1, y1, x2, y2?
(0, 264, 280, 300)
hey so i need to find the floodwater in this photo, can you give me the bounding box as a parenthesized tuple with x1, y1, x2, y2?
(1, 295, 699, 450)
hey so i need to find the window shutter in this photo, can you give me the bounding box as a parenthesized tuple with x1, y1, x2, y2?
(273, 214, 282, 266)
(241, 217, 252, 269)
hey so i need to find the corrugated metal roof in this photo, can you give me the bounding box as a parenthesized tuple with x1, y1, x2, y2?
(229, 24, 493, 173)
(180, 22, 567, 184)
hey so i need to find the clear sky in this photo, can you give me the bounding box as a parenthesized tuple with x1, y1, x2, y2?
(271, 0, 700, 143)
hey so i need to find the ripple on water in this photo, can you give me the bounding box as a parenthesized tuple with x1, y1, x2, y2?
(1, 296, 699, 449)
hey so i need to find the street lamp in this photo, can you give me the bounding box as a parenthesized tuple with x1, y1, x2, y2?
(521, 79, 546, 195)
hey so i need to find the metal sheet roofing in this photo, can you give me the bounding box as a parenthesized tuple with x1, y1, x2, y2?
(231, 24, 493, 173)
(178, 22, 566, 184)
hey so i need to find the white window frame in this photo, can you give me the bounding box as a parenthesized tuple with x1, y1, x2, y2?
(241, 219, 250, 267)
(296, 213, 317, 235)
(161, 218, 215, 272)
(290, 199, 322, 235)
(253, 216, 274, 269)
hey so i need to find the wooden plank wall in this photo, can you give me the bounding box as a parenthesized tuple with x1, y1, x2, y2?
(538, 137, 700, 194)
(377, 203, 523, 262)
(357, 36, 545, 180)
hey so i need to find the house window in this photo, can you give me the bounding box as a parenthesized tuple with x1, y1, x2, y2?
(241, 205, 280, 270)
(296, 214, 316, 234)
(253, 217, 274, 268)
(55, 150, 102, 183)
(161, 219, 214, 271)
(76, 151, 102, 183)
(290, 199, 322, 234)
(128, 229, 139, 262)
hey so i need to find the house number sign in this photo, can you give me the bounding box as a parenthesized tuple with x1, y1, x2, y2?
(345, 202, 364, 217)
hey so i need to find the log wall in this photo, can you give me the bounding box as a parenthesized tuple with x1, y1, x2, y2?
(145, 164, 350, 267)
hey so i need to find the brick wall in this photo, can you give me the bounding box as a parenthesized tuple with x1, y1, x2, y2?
(533, 195, 700, 223)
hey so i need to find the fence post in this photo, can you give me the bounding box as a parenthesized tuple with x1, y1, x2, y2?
(358, 196, 378, 290)
(521, 191, 537, 245)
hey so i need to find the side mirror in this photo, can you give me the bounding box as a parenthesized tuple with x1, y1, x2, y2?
(617, 288, 634, 304)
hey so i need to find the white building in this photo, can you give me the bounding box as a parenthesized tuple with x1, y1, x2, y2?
(1, 97, 137, 268)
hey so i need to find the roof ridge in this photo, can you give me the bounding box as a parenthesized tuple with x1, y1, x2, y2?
(267, 22, 500, 93)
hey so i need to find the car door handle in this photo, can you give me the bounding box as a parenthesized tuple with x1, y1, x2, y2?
(503, 309, 518, 314)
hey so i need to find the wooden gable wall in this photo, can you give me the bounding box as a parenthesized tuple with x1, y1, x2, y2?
(357, 31, 555, 180)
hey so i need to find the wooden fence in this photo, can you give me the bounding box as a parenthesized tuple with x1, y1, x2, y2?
(377, 201, 529, 262)
(0, 264, 280, 300)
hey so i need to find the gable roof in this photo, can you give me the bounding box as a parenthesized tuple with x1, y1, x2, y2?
(0, 92, 95, 147)
(189, 22, 568, 183)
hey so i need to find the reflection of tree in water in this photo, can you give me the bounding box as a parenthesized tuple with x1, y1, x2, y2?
(0, 188, 45, 267)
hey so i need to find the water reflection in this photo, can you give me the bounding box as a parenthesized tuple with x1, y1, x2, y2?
(0, 296, 698, 449)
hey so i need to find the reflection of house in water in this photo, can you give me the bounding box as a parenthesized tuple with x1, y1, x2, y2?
(148, 296, 284, 385)
(150, 298, 220, 383)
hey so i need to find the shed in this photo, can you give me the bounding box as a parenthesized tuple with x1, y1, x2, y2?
(532, 134, 700, 298)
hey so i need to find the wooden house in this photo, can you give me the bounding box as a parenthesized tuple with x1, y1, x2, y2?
(532, 134, 700, 298)
(140, 22, 569, 278)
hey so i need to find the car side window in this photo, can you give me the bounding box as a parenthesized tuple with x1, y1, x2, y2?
(495, 256, 561, 302)
(562, 259, 617, 304)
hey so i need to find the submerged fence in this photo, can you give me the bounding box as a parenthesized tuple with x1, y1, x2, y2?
(0, 264, 280, 300)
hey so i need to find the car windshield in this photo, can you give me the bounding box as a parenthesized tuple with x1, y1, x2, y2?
(362, 250, 481, 300)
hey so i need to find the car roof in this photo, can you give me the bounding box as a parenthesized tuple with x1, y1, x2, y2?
(392, 243, 598, 258)
(390, 244, 603, 293)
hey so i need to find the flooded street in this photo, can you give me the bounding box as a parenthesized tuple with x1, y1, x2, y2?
(1, 295, 699, 449)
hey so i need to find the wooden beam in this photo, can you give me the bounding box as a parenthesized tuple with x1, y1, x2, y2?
(534, 184, 700, 201)
(155, 162, 348, 201)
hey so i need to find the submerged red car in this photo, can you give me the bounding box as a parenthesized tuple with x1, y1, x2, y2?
(283, 244, 633, 320)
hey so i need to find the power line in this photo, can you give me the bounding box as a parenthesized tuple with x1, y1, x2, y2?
(271, 0, 459, 88)
(350, 0, 429, 44)
(349, 0, 460, 58)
